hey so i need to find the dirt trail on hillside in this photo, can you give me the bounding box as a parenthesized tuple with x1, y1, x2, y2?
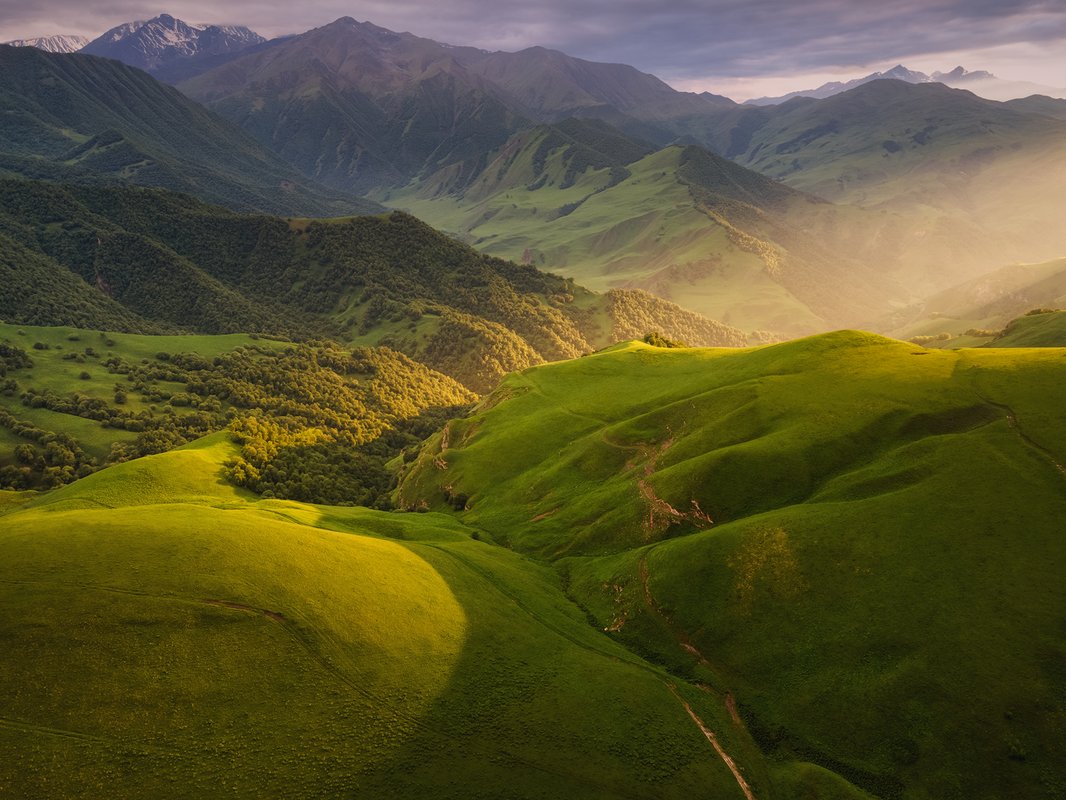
(201, 599, 286, 621)
(981, 396, 1066, 481)
(639, 557, 716, 674)
(638, 555, 750, 738)
(665, 684, 756, 800)
(599, 431, 713, 537)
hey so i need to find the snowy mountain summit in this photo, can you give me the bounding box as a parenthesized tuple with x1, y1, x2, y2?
(2, 35, 89, 53)
(81, 14, 264, 71)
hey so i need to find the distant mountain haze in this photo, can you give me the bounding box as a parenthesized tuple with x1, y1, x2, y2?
(747, 64, 1066, 105)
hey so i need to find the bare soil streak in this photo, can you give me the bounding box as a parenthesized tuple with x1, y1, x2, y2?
(639, 557, 753, 736)
(666, 684, 756, 800)
(601, 431, 713, 537)
(529, 508, 559, 523)
(201, 599, 286, 621)
(980, 396, 1066, 480)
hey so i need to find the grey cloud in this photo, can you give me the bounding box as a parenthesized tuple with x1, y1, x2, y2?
(2, 0, 1065, 82)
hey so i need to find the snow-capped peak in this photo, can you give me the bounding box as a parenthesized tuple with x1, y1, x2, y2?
(2, 34, 90, 53)
(81, 14, 265, 72)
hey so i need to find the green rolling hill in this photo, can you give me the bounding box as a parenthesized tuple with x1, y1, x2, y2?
(397, 332, 1066, 798)
(3, 17, 1065, 799)
(0, 434, 772, 799)
(988, 309, 1066, 347)
(0, 44, 376, 216)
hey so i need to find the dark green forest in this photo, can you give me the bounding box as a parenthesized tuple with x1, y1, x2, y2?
(0, 179, 746, 391)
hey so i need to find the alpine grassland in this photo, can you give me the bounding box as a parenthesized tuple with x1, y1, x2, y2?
(0, 435, 767, 799)
(988, 309, 1066, 347)
(397, 332, 1066, 799)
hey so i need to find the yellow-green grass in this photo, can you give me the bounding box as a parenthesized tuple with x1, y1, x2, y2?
(0, 435, 777, 798)
(398, 332, 1066, 799)
(988, 310, 1066, 348)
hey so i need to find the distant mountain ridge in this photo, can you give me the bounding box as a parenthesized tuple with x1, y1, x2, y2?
(2, 35, 88, 53)
(389, 117, 910, 336)
(178, 17, 738, 191)
(748, 63, 1065, 105)
(0, 44, 377, 216)
(81, 14, 264, 72)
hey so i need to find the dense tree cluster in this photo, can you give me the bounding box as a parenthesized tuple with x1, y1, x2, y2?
(0, 343, 33, 376)
(0, 408, 96, 489)
(642, 332, 688, 348)
(1, 340, 474, 500)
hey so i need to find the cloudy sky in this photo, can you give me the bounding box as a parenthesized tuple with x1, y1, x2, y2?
(3, 0, 1066, 99)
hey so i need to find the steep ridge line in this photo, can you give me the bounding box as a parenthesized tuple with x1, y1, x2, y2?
(665, 683, 756, 800)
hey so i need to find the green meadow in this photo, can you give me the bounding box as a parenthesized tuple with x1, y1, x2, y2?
(3, 320, 1065, 798)
(398, 332, 1066, 799)
(0, 322, 286, 468)
(0, 434, 771, 799)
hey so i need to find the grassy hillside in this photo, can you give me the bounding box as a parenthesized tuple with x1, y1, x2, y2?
(988, 309, 1066, 347)
(387, 134, 903, 336)
(397, 332, 1066, 798)
(1, 180, 745, 391)
(0, 434, 793, 799)
(0, 45, 376, 217)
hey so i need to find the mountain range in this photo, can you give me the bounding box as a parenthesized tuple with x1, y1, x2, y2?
(748, 63, 1066, 105)
(1, 34, 88, 53)
(177, 17, 736, 192)
(0, 44, 375, 217)
(5, 16, 1066, 334)
(81, 14, 264, 73)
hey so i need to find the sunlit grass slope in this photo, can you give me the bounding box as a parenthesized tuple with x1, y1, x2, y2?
(0, 434, 775, 799)
(397, 332, 1066, 799)
(988, 309, 1066, 348)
